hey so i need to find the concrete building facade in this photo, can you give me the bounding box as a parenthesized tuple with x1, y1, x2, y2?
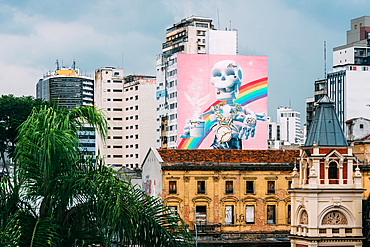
(95, 68, 156, 169)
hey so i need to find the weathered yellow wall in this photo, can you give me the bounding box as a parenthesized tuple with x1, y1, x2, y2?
(163, 169, 292, 232)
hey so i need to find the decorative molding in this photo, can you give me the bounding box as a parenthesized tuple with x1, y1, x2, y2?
(191, 195, 212, 203)
(285, 177, 292, 181)
(333, 198, 341, 207)
(322, 211, 348, 225)
(213, 176, 220, 182)
(183, 176, 190, 182)
(264, 176, 278, 180)
(166, 177, 180, 180)
(222, 176, 236, 180)
(194, 177, 209, 180)
(243, 177, 257, 180)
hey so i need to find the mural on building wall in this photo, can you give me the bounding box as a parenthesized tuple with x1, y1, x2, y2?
(143, 179, 155, 197)
(177, 54, 268, 149)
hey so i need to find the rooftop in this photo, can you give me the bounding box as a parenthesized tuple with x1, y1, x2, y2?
(304, 95, 347, 147)
(157, 149, 299, 164)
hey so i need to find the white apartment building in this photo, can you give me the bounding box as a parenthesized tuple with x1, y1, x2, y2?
(95, 68, 156, 169)
(328, 16, 370, 131)
(268, 107, 304, 149)
(156, 16, 237, 149)
(277, 107, 304, 145)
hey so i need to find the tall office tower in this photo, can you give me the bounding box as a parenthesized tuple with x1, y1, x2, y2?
(276, 107, 304, 145)
(327, 16, 370, 131)
(156, 16, 238, 149)
(36, 60, 94, 111)
(36, 60, 95, 156)
(95, 68, 156, 169)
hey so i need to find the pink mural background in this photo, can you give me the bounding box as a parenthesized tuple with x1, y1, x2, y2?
(176, 54, 268, 149)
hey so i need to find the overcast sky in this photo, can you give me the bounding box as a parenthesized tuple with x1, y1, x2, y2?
(0, 0, 369, 122)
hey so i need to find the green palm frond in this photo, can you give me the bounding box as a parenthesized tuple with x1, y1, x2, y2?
(1, 105, 194, 246)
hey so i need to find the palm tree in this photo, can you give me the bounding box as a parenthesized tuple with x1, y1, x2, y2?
(0, 106, 193, 246)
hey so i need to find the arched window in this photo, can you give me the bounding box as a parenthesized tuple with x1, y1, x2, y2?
(329, 162, 338, 184)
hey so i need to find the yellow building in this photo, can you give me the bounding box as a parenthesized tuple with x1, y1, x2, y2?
(142, 148, 299, 245)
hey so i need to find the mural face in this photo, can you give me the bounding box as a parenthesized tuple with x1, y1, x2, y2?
(177, 54, 268, 149)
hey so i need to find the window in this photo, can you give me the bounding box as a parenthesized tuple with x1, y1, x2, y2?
(360, 124, 364, 129)
(135, 144, 138, 149)
(197, 181, 205, 194)
(113, 98, 122, 101)
(113, 136, 122, 139)
(113, 155, 122, 158)
(135, 134, 138, 139)
(113, 89, 122, 92)
(225, 181, 233, 194)
(169, 181, 177, 194)
(113, 118, 122, 121)
(288, 181, 292, 189)
(135, 95, 138, 100)
(246, 205, 255, 223)
(329, 162, 338, 184)
(135, 154, 138, 158)
(225, 205, 234, 225)
(107, 89, 111, 92)
(287, 205, 291, 224)
(113, 146, 122, 148)
(267, 205, 276, 224)
(113, 127, 122, 130)
(135, 86, 138, 90)
(135, 125, 138, 129)
(246, 181, 254, 193)
(113, 108, 122, 111)
(135, 115, 138, 120)
(196, 206, 207, 225)
(267, 181, 275, 194)
(135, 105, 138, 110)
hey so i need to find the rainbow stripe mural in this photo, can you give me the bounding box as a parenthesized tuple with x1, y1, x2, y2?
(178, 77, 268, 149)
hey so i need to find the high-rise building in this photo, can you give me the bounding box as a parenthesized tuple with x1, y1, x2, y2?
(268, 107, 304, 149)
(162, 16, 214, 55)
(156, 16, 252, 150)
(95, 68, 156, 169)
(36, 60, 95, 156)
(327, 16, 370, 131)
(36, 60, 94, 111)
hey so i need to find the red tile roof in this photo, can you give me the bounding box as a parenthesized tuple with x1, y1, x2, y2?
(157, 149, 299, 163)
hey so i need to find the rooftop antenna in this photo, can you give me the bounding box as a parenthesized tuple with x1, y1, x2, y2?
(72, 59, 76, 70)
(324, 41, 327, 79)
(217, 9, 220, 30)
(229, 20, 231, 31)
(55, 59, 59, 70)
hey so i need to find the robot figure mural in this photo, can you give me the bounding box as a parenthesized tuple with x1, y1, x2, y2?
(176, 54, 268, 150)
(180, 60, 266, 149)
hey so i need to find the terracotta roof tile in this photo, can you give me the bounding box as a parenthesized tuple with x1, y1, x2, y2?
(157, 149, 299, 163)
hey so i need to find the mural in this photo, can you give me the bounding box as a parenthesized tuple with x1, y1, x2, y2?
(177, 54, 268, 149)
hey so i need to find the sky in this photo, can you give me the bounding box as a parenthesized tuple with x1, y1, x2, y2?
(0, 0, 369, 122)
